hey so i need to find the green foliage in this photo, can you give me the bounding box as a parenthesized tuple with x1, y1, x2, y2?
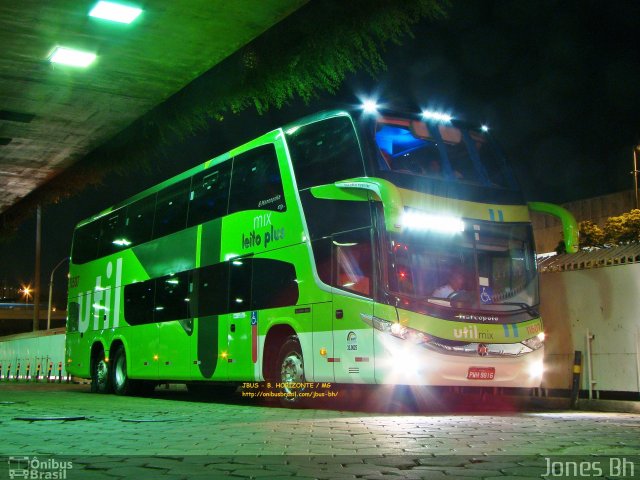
(578, 220, 605, 248)
(603, 209, 640, 244)
(576, 210, 640, 248)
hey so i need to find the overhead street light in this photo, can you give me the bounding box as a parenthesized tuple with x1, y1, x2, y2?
(47, 257, 70, 330)
(20, 285, 32, 305)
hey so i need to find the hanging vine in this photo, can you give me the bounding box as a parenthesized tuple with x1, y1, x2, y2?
(0, 0, 447, 237)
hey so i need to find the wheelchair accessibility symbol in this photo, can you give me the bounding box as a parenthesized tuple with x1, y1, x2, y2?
(480, 287, 493, 304)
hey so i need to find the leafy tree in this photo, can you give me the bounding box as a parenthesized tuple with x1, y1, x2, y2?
(603, 209, 640, 244)
(578, 220, 605, 248)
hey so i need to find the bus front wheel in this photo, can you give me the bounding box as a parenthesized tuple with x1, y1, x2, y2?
(275, 336, 307, 406)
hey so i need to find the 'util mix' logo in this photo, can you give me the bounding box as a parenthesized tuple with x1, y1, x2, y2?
(75, 258, 123, 333)
(453, 324, 494, 340)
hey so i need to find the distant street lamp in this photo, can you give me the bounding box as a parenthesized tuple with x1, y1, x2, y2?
(20, 285, 32, 305)
(634, 145, 640, 209)
(47, 257, 69, 330)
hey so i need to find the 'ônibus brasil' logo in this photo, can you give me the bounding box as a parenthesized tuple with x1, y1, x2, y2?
(75, 258, 123, 334)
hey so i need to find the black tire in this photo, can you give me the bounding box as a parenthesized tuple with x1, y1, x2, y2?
(111, 345, 135, 396)
(274, 336, 307, 406)
(90, 348, 112, 393)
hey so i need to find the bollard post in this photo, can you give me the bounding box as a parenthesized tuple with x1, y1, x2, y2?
(5, 363, 11, 381)
(58, 362, 62, 383)
(46, 362, 53, 382)
(35, 363, 41, 382)
(570, 351, 582, 409)
(26, 363, 31, 382)
(15, 362, 21, 381)
(0, 363, 2, 382)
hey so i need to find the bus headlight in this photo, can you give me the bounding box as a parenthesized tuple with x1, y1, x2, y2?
(369, 316, 431, 345)
(390, 322, 431, 344)
(521, 333, 544, 351)
(528, 360, 544, 378)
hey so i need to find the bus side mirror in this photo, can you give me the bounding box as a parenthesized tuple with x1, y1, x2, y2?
(528, 201, 579, 254)
(311, 177, 404, 233)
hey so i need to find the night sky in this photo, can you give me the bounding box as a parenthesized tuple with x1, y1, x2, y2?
(1, 0, 639, 305)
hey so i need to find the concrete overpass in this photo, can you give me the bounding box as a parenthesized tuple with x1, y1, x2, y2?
(0, 307, 66, 336)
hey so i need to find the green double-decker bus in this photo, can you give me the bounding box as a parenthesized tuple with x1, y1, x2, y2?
(66, 106, 563, 398)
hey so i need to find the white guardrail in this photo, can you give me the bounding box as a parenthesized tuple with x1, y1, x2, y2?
(0, 328, 69, 382)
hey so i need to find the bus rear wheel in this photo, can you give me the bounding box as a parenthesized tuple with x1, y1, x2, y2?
(275, 336, 307, 406)
(111, 345, 135, 396)
(91, 349, 111, 393)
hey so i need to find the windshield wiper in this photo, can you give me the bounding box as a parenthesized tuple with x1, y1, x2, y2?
(498, 302, 539, 317)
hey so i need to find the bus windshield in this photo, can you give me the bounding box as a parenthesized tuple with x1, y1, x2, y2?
(385, 220, 538, 314)
(374, 117, 513, 189)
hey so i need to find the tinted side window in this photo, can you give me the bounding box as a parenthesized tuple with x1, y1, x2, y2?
(251, 259, 299, 309)
(67, 301, 79, 332)
(153, 179, 190, 239)
(154, 272, 190, 322)
(195, 263, 228, 317)
(286, 116, 364, 190)
(228, 144, 285, 214)
(124, 280, 155, 325)
(72, 221, 101, 264)
(333, 229, 373, 297)
(228, 257, 252, 313)
(311, 237, 332, 286)
(298, 190, 372, 240)
(126, 195, 156, 246)
(187, 162, 231, 227)
(98, 209, 128, 257)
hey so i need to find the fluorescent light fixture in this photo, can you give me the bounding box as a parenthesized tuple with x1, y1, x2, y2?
(402, 210, 465, 234)
(421, 110, 452, 122)
(362, 99, 379, 114)
(49, 47, 96, 67)
(89, 1, 142, 24)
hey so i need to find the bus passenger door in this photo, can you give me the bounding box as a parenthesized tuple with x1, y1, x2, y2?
(226, 311, 258, 380)
(331, 229, 375, 384)
(311, 301, 334, 382)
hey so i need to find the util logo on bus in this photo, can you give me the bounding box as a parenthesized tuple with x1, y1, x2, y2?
(75, 258, 123, 334)
(453, 325, 494, 340)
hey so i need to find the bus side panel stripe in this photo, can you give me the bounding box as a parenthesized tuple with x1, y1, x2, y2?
(197, 315, 219, 378)
(197, 218, 222, 378)
(200, 218, 222, 265)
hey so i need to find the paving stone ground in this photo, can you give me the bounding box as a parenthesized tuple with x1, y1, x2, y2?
(0, 383, 638, 479)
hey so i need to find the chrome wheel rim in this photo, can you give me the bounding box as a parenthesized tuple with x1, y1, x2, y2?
(280, 351, 304, 392)
(96, 360, 108, 388)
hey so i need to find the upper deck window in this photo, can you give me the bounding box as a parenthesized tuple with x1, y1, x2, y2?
(228, 144, 286, 214)
(374, 118, 514, 189)
(286, 116, 364, 190)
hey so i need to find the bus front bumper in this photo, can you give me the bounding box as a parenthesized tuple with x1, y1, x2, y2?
(375, 337, 545, 388)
